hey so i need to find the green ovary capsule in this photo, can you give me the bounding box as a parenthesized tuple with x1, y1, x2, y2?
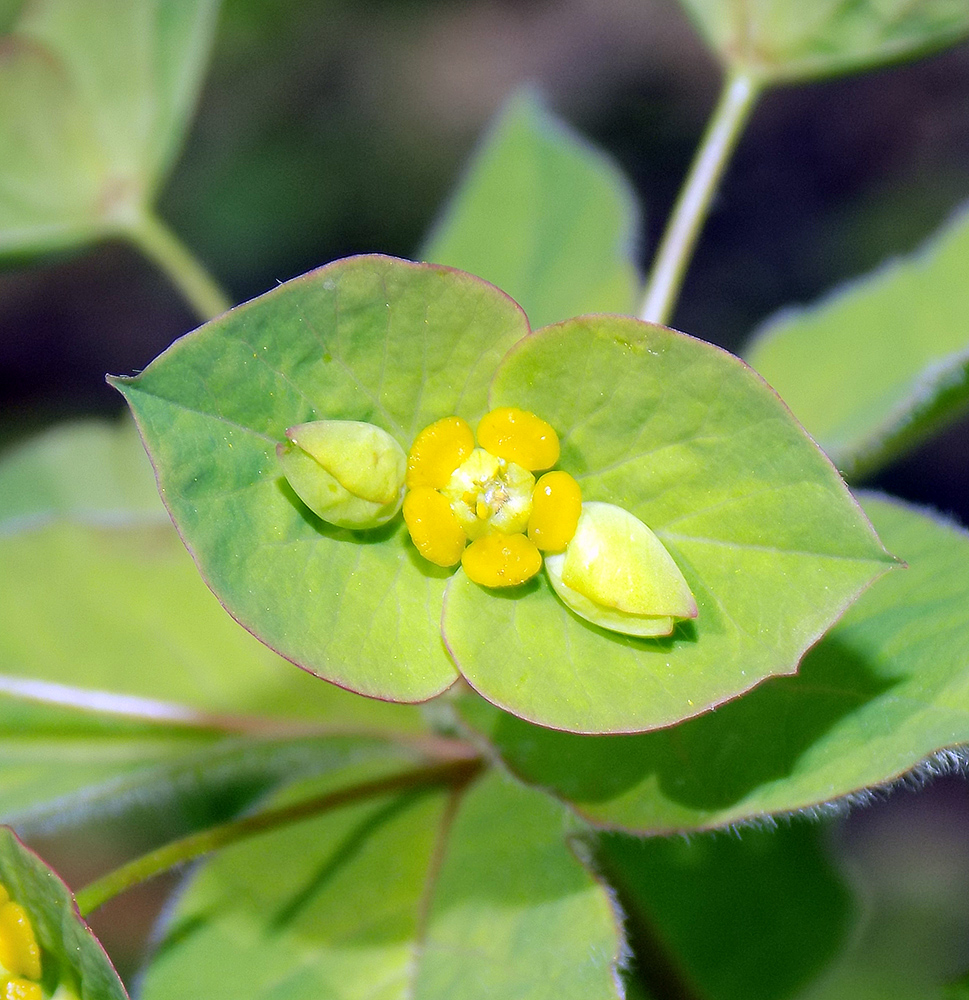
(277, 420, 407, 529)
(544, 501, 697, 637)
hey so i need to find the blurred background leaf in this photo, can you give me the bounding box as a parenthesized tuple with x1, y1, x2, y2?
(139, 768, 623, 1000)
(0, 0, 220, 256)
(677, 0, 969, 83)
(746, 203, 969, 479)
(422, 89, 641, 328)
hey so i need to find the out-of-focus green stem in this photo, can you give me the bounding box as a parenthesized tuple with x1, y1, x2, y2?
(640, 70, 761, 327)
(74, 756, 484, 917)
(125, 210, 232, 322)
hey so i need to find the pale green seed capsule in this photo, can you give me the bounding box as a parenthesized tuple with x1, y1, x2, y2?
(545, 501, 697, 637)
(277, 420, 406, 529)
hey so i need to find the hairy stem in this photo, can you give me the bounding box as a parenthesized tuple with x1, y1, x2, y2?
(125, 210, 232, 322)
(639, 71, 761, 327)
(74, 756, 484, 917)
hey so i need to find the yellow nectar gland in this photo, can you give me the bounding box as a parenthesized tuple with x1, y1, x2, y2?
(406, 416, 474, 489)
(0, 887, 41, 987)
(461, 533, 542, 588)
(477, 407, 560, 471)
(1, 977, 42, 1000)
(402, 487, 466, 567)
(528, 471, 582, 552)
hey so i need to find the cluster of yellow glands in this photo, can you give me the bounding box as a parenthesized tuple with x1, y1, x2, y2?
(279, 406, 696, 637)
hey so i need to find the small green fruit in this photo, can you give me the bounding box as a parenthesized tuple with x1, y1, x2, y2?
(545, 501, 697, 637)
(277, 420, 406, 529)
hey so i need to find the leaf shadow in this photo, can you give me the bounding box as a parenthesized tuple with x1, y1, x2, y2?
(275, 476, 400, 545)
(267, 793, 417, 935)
(486, 635, 899, 816)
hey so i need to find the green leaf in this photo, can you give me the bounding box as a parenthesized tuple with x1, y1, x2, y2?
(421, 90, 640, 329)
(443, 316, 893, 733)
(0, 0, 220, 255)
(596, 821, 854, 1000)
(455, 493, 969, 830)
(678, 0, 969, 84)
(111, 255, 533, 703)
(745, 205, 969, 479)
(139, 766, 623, 1000)
(0, 826, 128, 999)
(0, 418, 166, 530)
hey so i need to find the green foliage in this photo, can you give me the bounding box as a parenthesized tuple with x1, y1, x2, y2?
(455, 494, 969, 831)
(746, 205, 969, 478)
(597, 821, 854, 1000)
(139, 768, 623, 1000)
(679, 0, 969, 83)
(2, 1, 969, 998)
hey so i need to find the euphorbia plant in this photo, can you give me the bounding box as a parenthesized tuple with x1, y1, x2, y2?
(2, 1, 969, 999)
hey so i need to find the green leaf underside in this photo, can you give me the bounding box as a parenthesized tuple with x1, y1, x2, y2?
(0, 827, 128, 999)
(139, 767, 622, 1000)
(421, 90, 640, 329)
(112, 256, 533, 702)
(0, 0, 220, 254)
(678, 0, 969, 83)
(457, 493, 969, 832)
(746, 204, 969, 478)
(444, 317, 893, 733)
(598, 821, 854, 1000)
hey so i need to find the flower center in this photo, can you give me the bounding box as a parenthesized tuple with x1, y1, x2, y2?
(442, 449, 534, 540)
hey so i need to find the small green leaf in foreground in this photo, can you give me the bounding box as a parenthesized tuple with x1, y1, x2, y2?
(746, 203, 969, 479)
(0, 826, 128, 999)
(422, 89, 641, 329)
(456, 494, 969, 831)
(677, 0, 969, 84)
(139, 766, 623, 1000)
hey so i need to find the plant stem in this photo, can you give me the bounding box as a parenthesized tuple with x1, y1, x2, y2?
(125, 210, 233, 322)
(74, 756, 483, 917)
(639, 70, 761, 327)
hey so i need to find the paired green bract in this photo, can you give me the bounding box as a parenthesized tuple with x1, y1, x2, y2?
(111, 255, 894, 734)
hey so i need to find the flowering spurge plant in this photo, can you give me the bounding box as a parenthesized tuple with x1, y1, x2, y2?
(111, 254, 894, 734)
